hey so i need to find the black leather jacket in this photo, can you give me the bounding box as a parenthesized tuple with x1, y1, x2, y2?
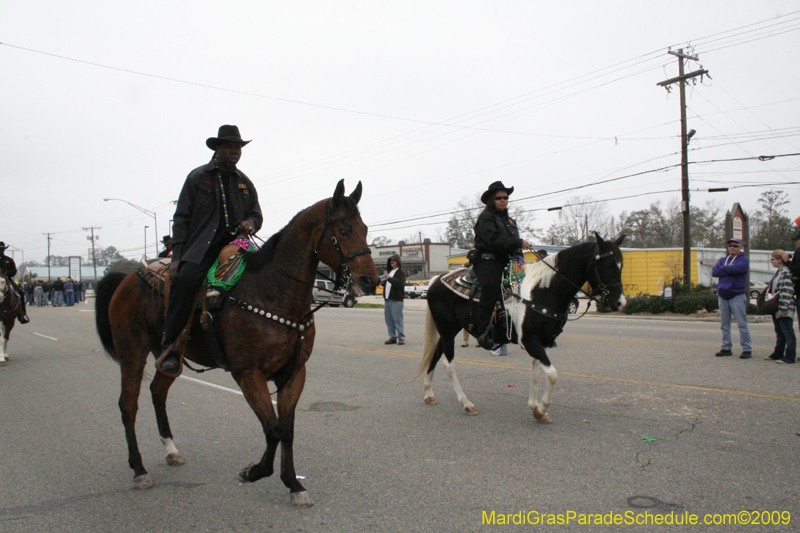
(473, 207, 522, 260)
(1, 254, 17, 278)
(171, 160, 263, 265)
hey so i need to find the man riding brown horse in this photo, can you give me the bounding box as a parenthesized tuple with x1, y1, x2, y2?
(157, 125, 263, 377)
(0, 242, 29, 324)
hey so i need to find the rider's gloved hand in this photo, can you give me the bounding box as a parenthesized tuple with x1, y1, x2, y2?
(237, 221, 256, 235)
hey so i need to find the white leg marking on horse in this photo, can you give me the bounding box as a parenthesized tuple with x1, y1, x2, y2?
(161, 437, 185, 466)
(0, 323, 7, 362)
(529, 361, 557, 423)
(442, 359, 477, 415)
(423, 371, 437, 404)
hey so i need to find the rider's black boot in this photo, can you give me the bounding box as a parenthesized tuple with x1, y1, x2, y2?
(156, 342, 182, 377)
(15, 287, 29, 324)
(477, 325, 497, 351)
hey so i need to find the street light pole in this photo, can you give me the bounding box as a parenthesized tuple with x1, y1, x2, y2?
(144, 226, 149, 260)
(104, 198, 158, 258)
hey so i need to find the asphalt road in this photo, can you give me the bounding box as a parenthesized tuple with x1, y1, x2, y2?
(1, 300, 798, 532)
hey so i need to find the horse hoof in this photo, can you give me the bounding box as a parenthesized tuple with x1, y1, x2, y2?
(291, 491, 314, 507)
(424, 396, 438, 405)
(238, 464, 255, 483)
(532, 408, 552, 423)
(538, 414, 552, 423)
(165, 453, 185, 466)
(464, 405, 479, 416)
(133, 474, 154, 490)
(0, 360, 6, 366)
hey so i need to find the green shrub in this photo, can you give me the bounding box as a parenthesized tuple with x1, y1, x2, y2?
(624, 294, 673, 314)
(696, 291, 719, 312)
(673, 294, 704, 314)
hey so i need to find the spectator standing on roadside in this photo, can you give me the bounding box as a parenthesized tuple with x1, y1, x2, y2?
(34, 281, 45, 307)
(765, 250, 796, 364)
(381, 254, 406, 345)
(785, 229, 800, 336)
(711, 238, 752, 359)
(64, 278, 75, 307)
(50, 278, 62, 306)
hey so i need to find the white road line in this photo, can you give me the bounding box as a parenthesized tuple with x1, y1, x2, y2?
(180, 375, 243, 395)
(179, 375, 278, 405)
(33, 332, 58, 341)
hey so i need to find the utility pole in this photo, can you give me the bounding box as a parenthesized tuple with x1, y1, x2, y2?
(42, 233, 53, 281)
(83, 226, 101, 283)
(657, 49, 708, 289)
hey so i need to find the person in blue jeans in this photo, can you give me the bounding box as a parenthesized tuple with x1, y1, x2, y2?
(765, 250, 796, 364)
(381, 254, 405, 345)
(64, 279, 74, 306)
(712, 238, 752, 359)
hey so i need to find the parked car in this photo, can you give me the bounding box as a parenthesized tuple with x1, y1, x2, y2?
(749, 280, 767, 300)
(405, 279, 432, 299)
(568, 297, 579, 314)
(312, 279, 356, 307)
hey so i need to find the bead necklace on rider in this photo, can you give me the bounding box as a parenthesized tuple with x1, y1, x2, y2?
(214, 157, 233, 236)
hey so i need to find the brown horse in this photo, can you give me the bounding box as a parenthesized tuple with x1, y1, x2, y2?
(94, 180, 378, 506)
(0, 274, 19, 366)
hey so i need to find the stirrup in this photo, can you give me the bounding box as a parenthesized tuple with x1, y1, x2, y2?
(477, 327, 496, 351)
(155, 345, 183, 378)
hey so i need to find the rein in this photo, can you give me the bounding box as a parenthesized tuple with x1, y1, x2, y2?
(511, 244, 621, 321)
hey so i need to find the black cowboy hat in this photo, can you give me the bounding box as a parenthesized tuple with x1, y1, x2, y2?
(206, 125, 251, 150)
(162, 235, 172, 245)
(792, 228, 800, 241)
(480, 181, 515, 204)
(0, 241, 8, 251)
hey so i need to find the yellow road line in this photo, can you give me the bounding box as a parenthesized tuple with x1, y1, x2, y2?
(315, 343, 800, 402)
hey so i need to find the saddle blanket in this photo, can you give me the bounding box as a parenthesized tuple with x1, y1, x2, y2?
(136, 244, 247, 299)
(440, 267, 480, 302)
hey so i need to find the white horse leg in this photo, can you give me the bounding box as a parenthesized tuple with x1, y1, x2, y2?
(423, 370, 437, 405)
(0, 323, 7, 365)
(529, 360, 557, 423)
(161, 437, 185, 466)
(441, 358, 477, 415)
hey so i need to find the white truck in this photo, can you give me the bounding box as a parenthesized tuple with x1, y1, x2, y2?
(312, 279, 357, 307)
(404, 279, 432, 299)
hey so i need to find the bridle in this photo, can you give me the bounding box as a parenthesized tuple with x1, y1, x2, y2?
(307, 199, 372, 292)
(584, 243, 624, 307)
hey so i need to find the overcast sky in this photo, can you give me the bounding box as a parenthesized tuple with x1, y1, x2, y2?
(3, 1, 800, 263)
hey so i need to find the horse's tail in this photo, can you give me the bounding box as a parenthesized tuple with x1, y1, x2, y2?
(414, 301, 441, 381)
(95, 272, 127, 362)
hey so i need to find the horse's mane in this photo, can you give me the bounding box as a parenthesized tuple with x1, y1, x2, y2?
(520, 254, 558, 294)
(245, 196, 361, 272)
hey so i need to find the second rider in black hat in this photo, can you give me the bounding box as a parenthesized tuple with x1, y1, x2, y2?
(472, 181, 532, 350)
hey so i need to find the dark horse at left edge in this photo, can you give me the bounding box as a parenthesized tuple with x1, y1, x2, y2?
(95, 180, 378, 506)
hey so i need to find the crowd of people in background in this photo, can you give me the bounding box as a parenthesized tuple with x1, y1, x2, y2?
(23, 278, 87, 308)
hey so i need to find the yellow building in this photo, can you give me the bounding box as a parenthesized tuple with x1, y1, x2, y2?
(446, 248, 706, 297)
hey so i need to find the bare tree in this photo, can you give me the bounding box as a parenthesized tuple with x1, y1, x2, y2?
(442, 195, 538, 249)
(750, 190, 795, 250)
(544, 196, 614, 245)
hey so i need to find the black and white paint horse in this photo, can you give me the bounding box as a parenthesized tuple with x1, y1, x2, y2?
(415, 234, 626, 422)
